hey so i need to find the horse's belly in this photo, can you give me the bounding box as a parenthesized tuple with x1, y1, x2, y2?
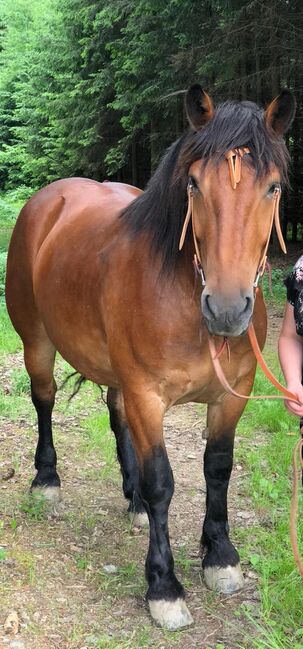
(40, 309, 119, 386)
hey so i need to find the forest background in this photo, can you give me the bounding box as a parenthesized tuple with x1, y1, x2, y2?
(0, 0, 302, 240)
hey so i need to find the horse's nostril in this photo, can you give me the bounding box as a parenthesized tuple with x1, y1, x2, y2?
(244, 296, 252, 314)
(204, 293, 216, 318)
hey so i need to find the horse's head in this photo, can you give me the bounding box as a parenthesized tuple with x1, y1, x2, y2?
(182, 84, 295, 337)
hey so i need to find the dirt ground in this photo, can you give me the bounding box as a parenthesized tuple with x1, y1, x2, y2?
(0, 296, 287, 649)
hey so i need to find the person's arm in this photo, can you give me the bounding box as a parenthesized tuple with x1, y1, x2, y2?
(278, 301, 303, 416)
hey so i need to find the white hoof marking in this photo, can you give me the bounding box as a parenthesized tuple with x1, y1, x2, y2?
(148, 598, 194, 630)
(31, 486, 62, 515)
(129, 511, 149, 528)
(204, 563, 244, 594)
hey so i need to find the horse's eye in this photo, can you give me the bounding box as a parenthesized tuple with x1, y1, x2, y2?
(268, 182, 281, 196)
(188, 176, 199, 192)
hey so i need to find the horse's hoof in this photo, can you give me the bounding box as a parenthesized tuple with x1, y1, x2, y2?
(30, 486, 62, 515)
(204, 563, 244, 594)
(129, 510, 149, 528)
(148, 598, 194, 630)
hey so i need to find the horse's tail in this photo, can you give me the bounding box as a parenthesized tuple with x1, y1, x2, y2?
(59, 371, 87, 401)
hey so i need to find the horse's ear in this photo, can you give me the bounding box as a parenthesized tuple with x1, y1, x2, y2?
(265, 90, 296, 135)
(185, 84, 214, 131)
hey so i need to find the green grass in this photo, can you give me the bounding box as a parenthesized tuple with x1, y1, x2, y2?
(234, 356, 303, 648)
(97, 560, 145, 598)
(19, 491, 50, 521)
(0, 300, 21, 356)
(80, 411, 116, 478)
(237, 351, 295, 438)
(261, 266, 292, 306)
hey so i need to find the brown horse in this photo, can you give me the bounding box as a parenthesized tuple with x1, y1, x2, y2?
(6, 85, 295, 630)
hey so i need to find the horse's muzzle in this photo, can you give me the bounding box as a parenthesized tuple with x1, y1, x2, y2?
(201, 290, 254, 337)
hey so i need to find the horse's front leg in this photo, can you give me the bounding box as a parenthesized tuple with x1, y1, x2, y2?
(202, 380, 254, 594)
(123, 389, 193, 631)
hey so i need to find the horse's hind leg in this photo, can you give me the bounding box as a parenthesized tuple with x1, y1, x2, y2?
(24, 335, 61, 508)
(107, 388, 148, 526)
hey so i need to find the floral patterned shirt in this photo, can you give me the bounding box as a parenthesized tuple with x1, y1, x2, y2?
(284, 255, 303, 337)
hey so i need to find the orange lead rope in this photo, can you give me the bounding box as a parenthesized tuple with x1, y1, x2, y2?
(291, 438, 303, 577)
(208, 323, 300, 403)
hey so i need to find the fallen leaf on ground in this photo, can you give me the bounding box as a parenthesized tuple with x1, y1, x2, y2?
(1, 467, 15, 481)
(4, 610, 19, 635)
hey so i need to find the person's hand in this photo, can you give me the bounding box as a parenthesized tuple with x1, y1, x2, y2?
(284, 382, 303, 416)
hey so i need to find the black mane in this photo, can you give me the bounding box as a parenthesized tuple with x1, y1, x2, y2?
(121, 100, 290, 272)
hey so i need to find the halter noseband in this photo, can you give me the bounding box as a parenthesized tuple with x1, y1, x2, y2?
(179, 147, 286, 287)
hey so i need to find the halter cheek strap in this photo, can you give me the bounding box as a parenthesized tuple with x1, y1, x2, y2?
(254, 186, 281, 287)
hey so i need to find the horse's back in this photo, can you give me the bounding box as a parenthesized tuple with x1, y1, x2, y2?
(8, 178, 140, 257)
(5, 178, 141, 348)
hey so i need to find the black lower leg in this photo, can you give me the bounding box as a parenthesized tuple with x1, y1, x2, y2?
(31, 383, 60, 489)
(142, 445, 184, 601)
(107, 389, 144, 514)
(202, 436, 239, 569)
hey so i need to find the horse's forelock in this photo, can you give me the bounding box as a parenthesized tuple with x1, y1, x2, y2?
(179, 101, 290, 183)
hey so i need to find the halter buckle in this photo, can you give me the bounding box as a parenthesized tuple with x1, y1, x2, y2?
(193, 254, 206, 286)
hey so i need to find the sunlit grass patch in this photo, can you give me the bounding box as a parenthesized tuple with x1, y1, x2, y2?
(0, 547, 7, 561)
(0, 387, 33, 419)
(261, 266, 292, 307)
(10, 366, 31, 395)
(0, 301, 21, 356)
(10, 548, 37, 585)
(233, 350, 303, 648)
(237, 353, 295, 439)
(97, 560, 145, 598)
(79, 411, 117, 478)
(19, 490, 50, 521)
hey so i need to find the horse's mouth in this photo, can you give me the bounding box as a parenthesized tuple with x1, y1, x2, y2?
(204, 319, 249, 338)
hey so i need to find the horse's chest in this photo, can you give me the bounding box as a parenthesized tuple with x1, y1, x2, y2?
(161, 354, 222, 405)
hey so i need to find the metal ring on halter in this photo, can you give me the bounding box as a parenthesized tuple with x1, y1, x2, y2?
(193, 254, 206, 286)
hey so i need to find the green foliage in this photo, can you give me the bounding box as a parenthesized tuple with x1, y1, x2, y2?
(0, 252, 7, 295)
(0, 547, 7, 561)
(261, 267, 292, 306)
(0, 197, 16, 225)
(0, 301, 21, 356)
(0, 0, 301, 204)
(10, 367, 30, 395)
(81, 411, 117, 478)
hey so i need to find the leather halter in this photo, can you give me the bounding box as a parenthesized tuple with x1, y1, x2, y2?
(179, 147, 287, 286)
(226, 147, 250, 189)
